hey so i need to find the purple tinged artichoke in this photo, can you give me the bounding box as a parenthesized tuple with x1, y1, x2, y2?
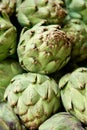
(39, 112, 85, 130)
(0, 102, 22, 130)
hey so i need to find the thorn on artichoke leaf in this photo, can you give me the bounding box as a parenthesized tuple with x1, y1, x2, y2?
(79, 83, 86, 89)
(44, 0, 48, 4)
(20, 60, 27, 70)
(22, 113, 30, 123)
(45, 51, 51, 56)
(33, 75, 37, 84)
(81, 107, 85, 112)
(44, 70, 49, 74)
(34, 59, 38, 64)
(29, 30, 35, 37)
(20, 40, 25, 48)
(8, 48, 14, 55)
(39, 35, 43, 40)
(68, 101, 73, 111)
(35, 20, 48, 27)
(51, 2, 58, 8)
(21, 27, 28, 34)
(35, 5, 38, 12)
(43, 27, 48, 32)
(10, 79, 15, 84)
(57, 8, 66, 16)
(11, 100, 17, 108)
(60, 77, 69, 89)
(20, 60, 23, 66)
(80, 68, 87, 73)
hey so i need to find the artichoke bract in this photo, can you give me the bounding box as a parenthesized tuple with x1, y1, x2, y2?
(63, 0, 87, 23)
(63, 19, 87, 62)
(0, 12, 17, 61)
(17, 21, 71, 74)
(16, 0, 67, 27)
(0, 102, 22, 130)
(0, 59, 23, 102)
(39, 112, 85, 130)
(4, 72, 61, 130)
(59, 67, 87, 125)
(0, 0, 16, 16)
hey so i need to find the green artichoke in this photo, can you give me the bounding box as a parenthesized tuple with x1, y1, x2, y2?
(16, 0, 67, 27)
(39, 112, 85, 130)
(0, 59, 23, 102)
(0, 0, 16, 16)
(63, 19, 87, 62)
(17, 21, 71, 74)
(0, 102, 22, 130)
(59, 67, 87, 125)
(63, 0, 87, 23)
(4, 72, 61, 130)
(0, 11, 17, 61)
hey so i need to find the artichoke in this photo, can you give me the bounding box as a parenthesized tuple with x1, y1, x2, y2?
(59, 67, 87, 125)
(0, 11, 17, 61)
(16, 0, 67, 27)
(63, 19, 87, 62)
(0, 59, 23, 102)
(17, 21, 71, 74)
(4, 72, 61, 130)
(63, 0, 87, 23)
(0, 0, 16, 16)
(0, 102, 22, 130)
(39, 112, 85, 130)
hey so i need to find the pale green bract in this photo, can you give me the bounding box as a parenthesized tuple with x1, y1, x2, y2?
(59, 67, 87, 125)
(17, 21, 71, 74)
(4, 72, 61, 130)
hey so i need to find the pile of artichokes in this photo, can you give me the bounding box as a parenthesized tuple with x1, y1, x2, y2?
(0, 0, 87, 129)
